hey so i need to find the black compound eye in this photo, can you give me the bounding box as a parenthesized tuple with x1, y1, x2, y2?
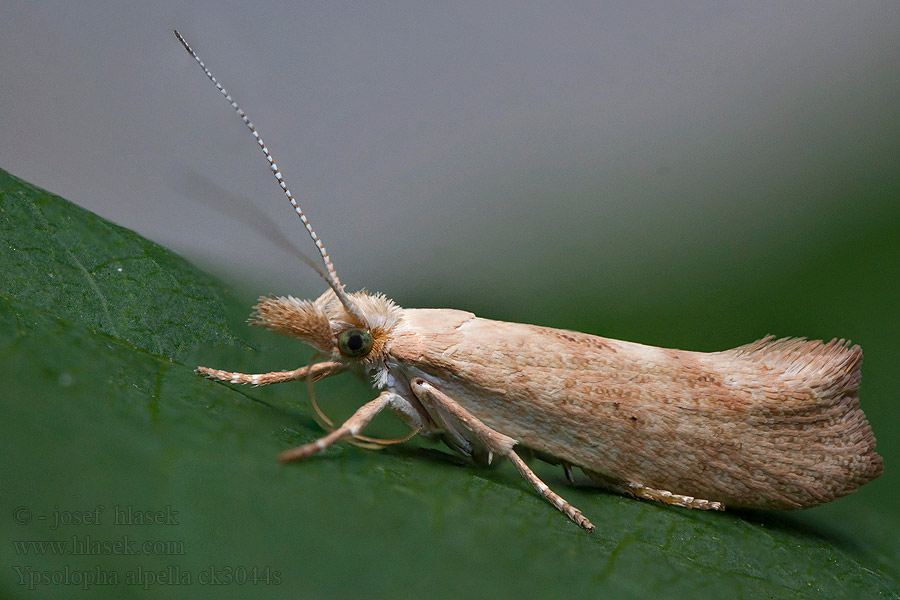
(337, 328, 374, 358)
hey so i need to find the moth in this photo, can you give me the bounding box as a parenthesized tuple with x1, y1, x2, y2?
(175, 31, 882, 532)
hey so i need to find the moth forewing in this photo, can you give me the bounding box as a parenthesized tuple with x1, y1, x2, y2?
(388, 312, 882, 511)
(178, 30, 882, 532)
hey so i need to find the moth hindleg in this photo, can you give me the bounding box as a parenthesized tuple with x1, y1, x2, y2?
(529, 449, 577, 485)
(625, 483, 724, 511)
(410, 378, 595, 533)
(196, 360, 347, 386)
(562, 463, 576, 485)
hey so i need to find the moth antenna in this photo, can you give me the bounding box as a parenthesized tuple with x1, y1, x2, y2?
(174, 30, 364, 321)
(304, 355, 419, 449)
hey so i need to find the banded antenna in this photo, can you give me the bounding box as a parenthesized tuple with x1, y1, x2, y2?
(174, 30, 363, 321)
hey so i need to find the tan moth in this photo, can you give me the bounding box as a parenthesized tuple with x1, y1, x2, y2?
(175, 31, 882, 532)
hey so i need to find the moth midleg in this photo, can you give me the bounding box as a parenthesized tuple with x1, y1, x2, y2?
(278, 391, 392, 462)
(409, 379, 596, 533)
(196, 361, 348, 386)
(625, 483, 724, 511)
(505, 453, 595, 532)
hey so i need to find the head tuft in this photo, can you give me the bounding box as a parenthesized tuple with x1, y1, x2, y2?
(251, 294, 336, 355)
(251, 290, 403, 364)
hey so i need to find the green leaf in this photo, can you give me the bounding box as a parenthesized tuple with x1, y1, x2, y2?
(1, 168, 897, 599)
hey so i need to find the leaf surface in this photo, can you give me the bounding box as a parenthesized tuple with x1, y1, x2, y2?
(1, 169, 897, 599)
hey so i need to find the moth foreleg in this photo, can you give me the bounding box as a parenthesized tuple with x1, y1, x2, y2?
(625, 483, 724, 511)
(196, 360, 348, 386)
(279, 391, 391, 463)
(410, 378, 595, 533)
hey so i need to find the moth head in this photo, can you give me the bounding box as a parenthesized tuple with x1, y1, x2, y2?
(250, 289, 402, 365)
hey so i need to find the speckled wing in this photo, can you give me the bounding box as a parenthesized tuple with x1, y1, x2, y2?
(389, 308, 882, 509)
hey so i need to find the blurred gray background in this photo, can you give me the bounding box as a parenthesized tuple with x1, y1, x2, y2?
(2, 1, 899, 331)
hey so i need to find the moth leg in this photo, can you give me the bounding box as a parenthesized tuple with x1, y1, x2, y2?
(382, 393, 429, 435)
(410, 378, 595, 533)
(562, 463, 576, 485)
(505, 453, 595, 532)
(529, 450, 576, 486)
(196, 360, 347, 386)
(625, 483, 724, 511)
(279, 391, 393, 463)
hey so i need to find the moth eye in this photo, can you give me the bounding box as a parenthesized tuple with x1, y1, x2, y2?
(337, 328, 374, 358)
